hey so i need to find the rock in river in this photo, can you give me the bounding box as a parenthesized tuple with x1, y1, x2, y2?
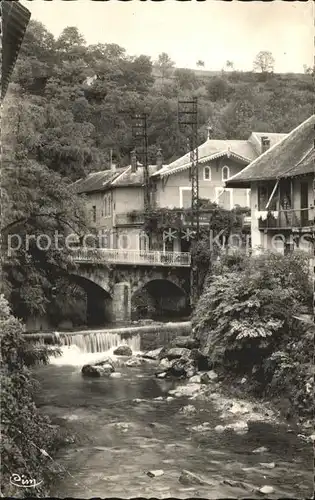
(113, 345, 132, 356)
(147, 469, 164, 478)
(125, 357, 145, 367)
(171, 336, 200, 349)
(81, 358, 115, 377)
(142, 347, 165, 360)
(165, 347, 191, 360)
(156, 356, 196, 379)
(179, 469, 213, 486)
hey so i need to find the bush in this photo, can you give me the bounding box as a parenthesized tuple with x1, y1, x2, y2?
(0, 295, 62, 497)
(192, 251, 313, 418)
(193, 251, 312, 370)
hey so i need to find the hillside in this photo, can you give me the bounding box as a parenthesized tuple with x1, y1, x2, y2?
(7, 20, 314, 181)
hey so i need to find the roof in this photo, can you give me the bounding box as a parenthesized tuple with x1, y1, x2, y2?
(2, 1, 31, 98)
(152, 132, 287, 179)
(249, 132, 288, 155)
(112, 164, 160, 187)
(72, 164, 161, 193)
(72, 168, 125, 194)
(226, 115, 315, 188)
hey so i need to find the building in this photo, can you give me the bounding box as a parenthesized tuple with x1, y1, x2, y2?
(226, 115, 315, 255)
(73, 129, 287, 255)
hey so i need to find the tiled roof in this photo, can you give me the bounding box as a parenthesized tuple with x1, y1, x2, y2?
(112, 165, 160, 186)
(152, 139, 257, 178)
(226, 116, 315, 188)
(152, 132, 287, 179)
(249, 132, 288, 155)
(282, 148, 315, 178)
(72, 168, 125, 194)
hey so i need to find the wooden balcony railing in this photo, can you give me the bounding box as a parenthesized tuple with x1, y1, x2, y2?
(258, 208, 314, 230)
(72, 248, 191, 267)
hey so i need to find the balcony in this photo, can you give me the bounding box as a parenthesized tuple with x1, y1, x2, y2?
(114, 213, 145, 226)
(72, 248, 191, 267)
(258, 208, 314, 231)
(115, 209, 251, 228)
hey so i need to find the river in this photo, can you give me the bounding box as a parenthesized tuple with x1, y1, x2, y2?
(33, 333, 313, 498)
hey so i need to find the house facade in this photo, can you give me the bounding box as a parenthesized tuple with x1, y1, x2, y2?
(226, 116, 315, 256)
(73, 130, 287, 255)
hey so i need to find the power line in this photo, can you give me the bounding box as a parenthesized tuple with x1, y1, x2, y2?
(131, 113, 150, 211)
(178, 97, 200, 306)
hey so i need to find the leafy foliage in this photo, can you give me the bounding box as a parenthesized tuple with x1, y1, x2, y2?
(192, 251, 313, 418)
(0, 296, 63, 497)
(193, 251, 312, 368)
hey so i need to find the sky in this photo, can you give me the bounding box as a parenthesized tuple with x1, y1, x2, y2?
(21, 0, 314, 73)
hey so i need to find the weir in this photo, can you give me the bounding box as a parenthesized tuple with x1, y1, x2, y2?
(61, 331, 141, 354)
(25, 322, 192, 365)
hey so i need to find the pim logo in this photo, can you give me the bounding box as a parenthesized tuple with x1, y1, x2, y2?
(10, 474, 43, 488)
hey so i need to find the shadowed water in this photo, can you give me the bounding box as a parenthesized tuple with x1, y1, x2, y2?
(33, 341, 313, 498)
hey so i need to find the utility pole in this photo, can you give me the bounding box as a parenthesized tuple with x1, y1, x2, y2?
(131, 113, 150, 211)
(178, 97, 200, 306)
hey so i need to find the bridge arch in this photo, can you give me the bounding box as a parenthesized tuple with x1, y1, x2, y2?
(131, 278, 189, 320)
(68, 273, 112, 327)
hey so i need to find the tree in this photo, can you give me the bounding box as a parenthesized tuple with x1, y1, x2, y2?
(56, 26, 86, 51)
(174, 68, 198, 91)
(207, 76, 232, 102)
(303, 64, 314, 75)
(226, 60, 234, 71)
(253, 50, 275, 73)
(196, 60, 205, 68)
(155, 52, 175, 80)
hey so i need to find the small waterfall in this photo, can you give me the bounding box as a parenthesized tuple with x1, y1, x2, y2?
(50, 331, 141, 366)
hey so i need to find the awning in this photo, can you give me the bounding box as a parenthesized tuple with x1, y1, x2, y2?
(1, 0, 31, 98)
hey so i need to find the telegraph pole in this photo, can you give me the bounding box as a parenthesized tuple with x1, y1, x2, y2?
(131, 113, 150, 211)
(178, 97, 200, 306)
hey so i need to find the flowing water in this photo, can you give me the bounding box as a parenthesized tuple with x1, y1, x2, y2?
(34, 331, 313, 498)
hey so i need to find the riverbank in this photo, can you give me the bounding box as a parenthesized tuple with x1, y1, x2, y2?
(34, 351, 313, 498)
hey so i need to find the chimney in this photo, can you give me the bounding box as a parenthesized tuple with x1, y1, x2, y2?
(261, 136, 270, 153)
(109, 149, 116, 172)
(207, 125, 213, 141)
(156, 147, 163, 169)
(130, 150, 137, 173)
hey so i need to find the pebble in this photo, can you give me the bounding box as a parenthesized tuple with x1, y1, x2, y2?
(259, 485, 274, 495)
(259, 462, 276, 469)
(214, 425, 225, 433)
(146, 469, 164, 478)
(252, 446, 269, 454)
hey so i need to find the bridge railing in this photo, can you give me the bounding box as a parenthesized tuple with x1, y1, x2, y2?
(71, 248, 191, 267)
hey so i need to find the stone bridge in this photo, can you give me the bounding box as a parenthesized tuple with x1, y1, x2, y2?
(71, 252, 191, 325)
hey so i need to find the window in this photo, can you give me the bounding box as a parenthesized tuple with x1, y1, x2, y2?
(92, 205, 96, 222)
(179, 187, 192, 208)
(215, 187, 233, 210)
(139, 233, 149, 252)
(163, 238, 174, 253)
(258, 183, 278, 211)
(103, 194, 112, 217)
(222, 165, 230, 181)
(204, 166, 211, 181)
